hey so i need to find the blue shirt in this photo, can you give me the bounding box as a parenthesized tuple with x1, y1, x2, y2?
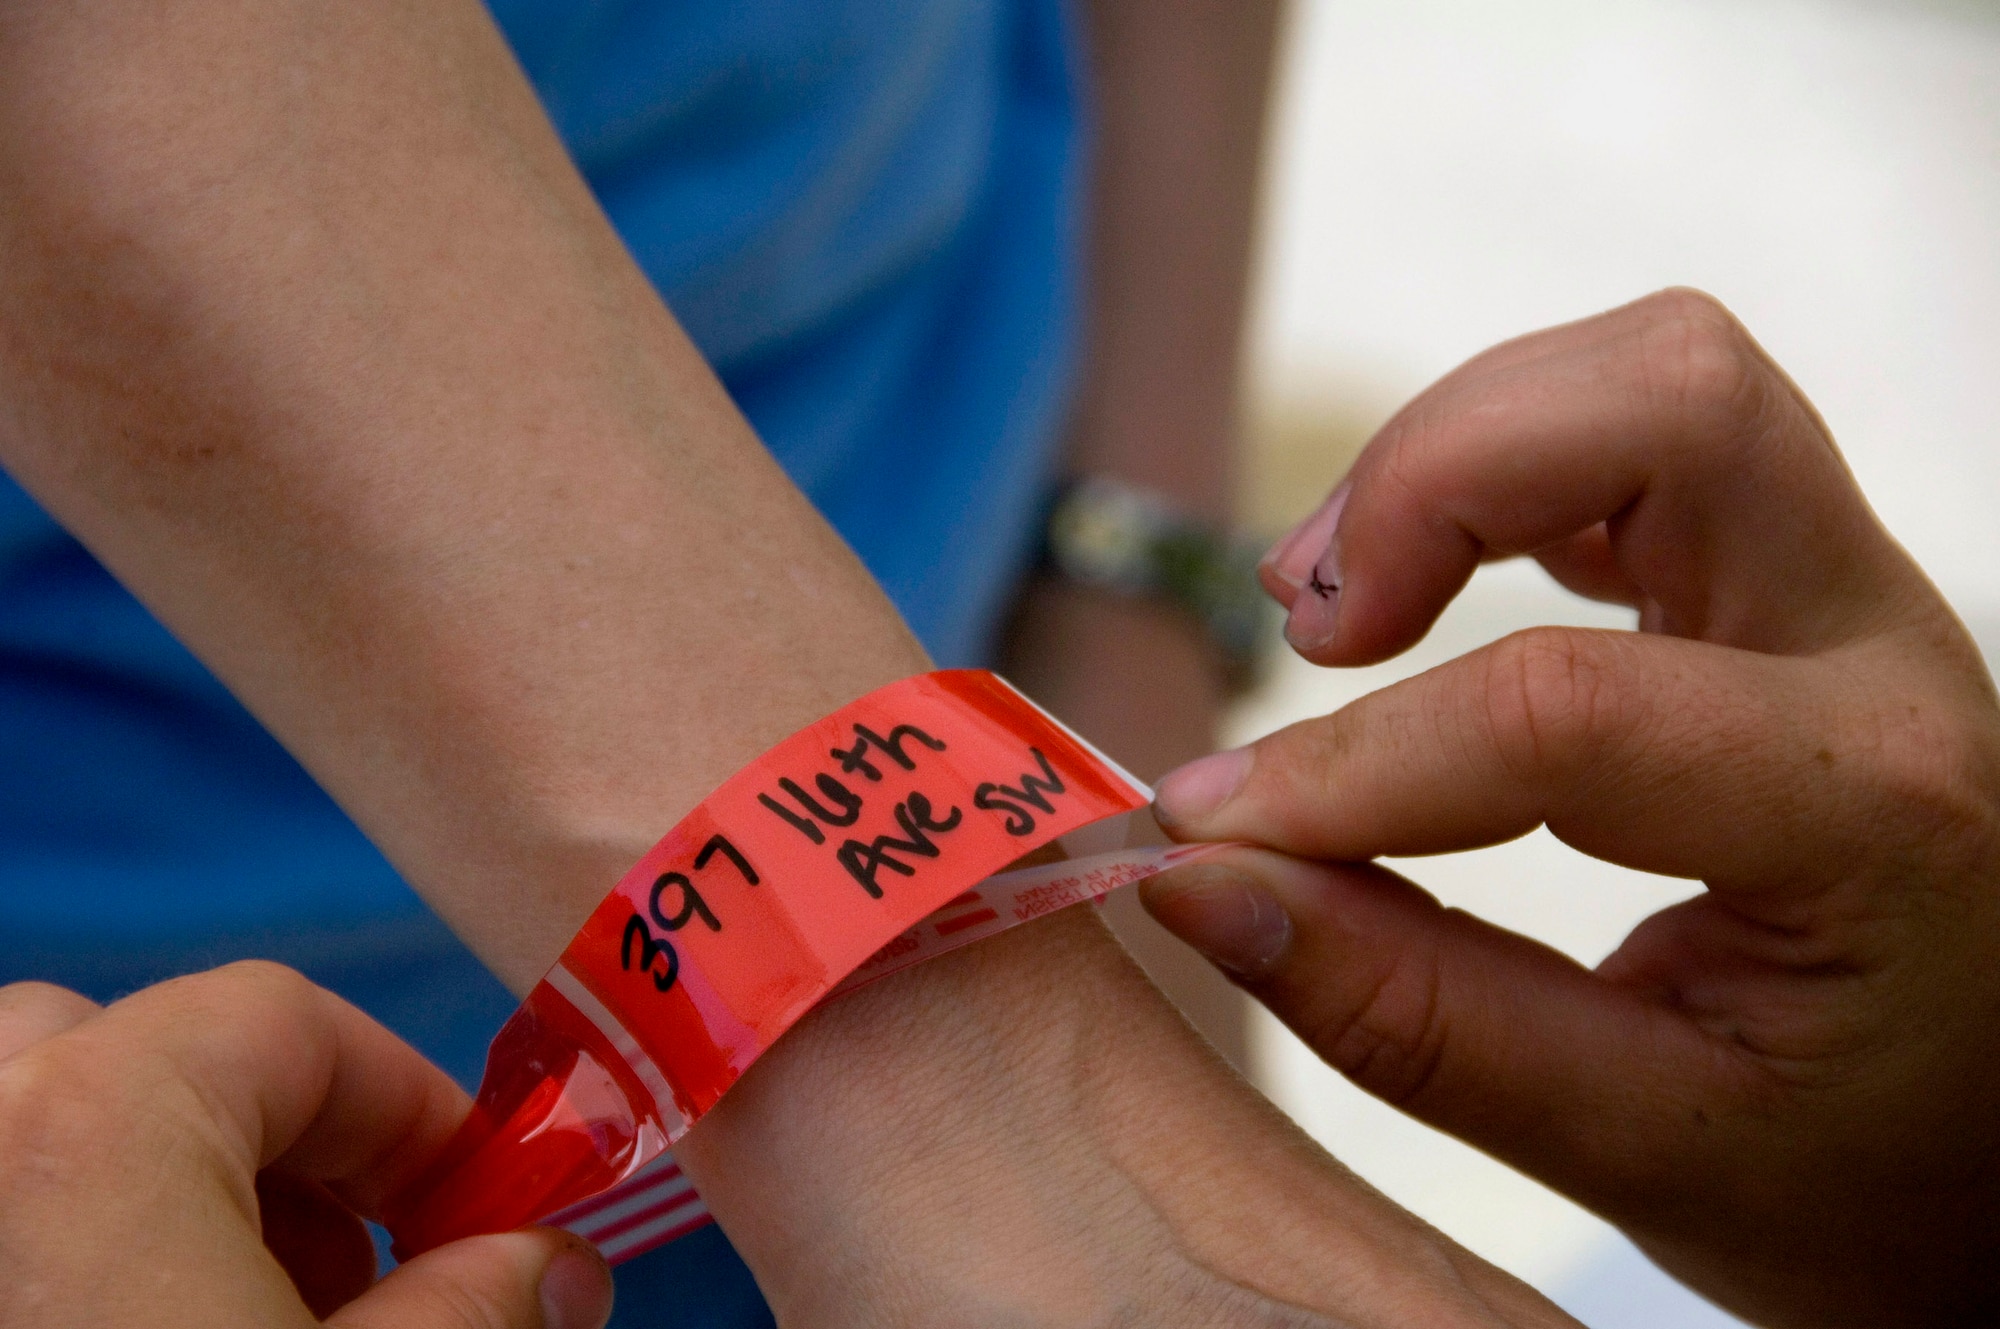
(0, 0, 1086, 967)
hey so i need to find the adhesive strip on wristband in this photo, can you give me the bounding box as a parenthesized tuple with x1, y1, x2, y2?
(384, 669, 1172, 1260)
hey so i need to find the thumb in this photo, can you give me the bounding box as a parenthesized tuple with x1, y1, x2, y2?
(328, 1228, 613, 1329)
(1139, 847, 1726, 1202)
(1152, 626, 1864, 902)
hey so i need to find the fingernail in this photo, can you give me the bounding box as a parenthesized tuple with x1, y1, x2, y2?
(1153, 747, 1252, 826)
(1284, 496, 1348, 653)
(540, 1245, 614, 1329)
(1141, 866, 1293, 979)
(1262, 482, 1350, 594)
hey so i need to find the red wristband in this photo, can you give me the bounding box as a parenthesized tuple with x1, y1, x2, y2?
(385, 671, 1186, 1260)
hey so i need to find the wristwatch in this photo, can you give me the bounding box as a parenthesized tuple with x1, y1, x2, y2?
(1040, 475, 1278, 691)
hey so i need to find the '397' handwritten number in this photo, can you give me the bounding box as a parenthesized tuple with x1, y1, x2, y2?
(619, 833, 758, 994)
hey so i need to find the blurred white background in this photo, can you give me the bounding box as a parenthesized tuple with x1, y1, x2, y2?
(1232, 0, 2000, 1323)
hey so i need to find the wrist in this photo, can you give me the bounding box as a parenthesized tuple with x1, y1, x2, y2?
(676, 907, 1293, 1324)
(670, 909, 1156, 1312)
(1002, 576, 1225, 781)
(675, 904, 1565, 1327)
(1036, 476, 1273, 692)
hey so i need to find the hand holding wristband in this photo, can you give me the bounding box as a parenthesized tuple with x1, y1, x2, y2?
(384, 670, 1224, 1263)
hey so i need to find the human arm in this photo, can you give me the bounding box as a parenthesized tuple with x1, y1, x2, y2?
(0, 964, 614, 1328)
(0, 2, 1571, 1321)
(1147, 289, 2000, 1326)
(1001, 0, 1283, 1066)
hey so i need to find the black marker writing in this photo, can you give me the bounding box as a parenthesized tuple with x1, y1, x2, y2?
(972, 748, 1066, 836)
(650, 871, 722, 933)
(758, 774, 864, 845)
(832, 723, 946, 782)
(836, 793, 964, 897)
(694, 832, 759, 885)
(622, 913, 680, 992)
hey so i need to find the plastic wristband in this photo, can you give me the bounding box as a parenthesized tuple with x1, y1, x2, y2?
(384, 670, 1222, 1262)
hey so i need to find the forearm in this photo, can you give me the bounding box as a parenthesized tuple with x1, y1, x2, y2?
(696, 910, 1570, 1327)
(0, 5, 1562, 1321)
(1068, 0, 1281, 523)
(1010, 0, 1282, 771)
(0, 0, 919, 987)
(1003, 0, 1284, 1069)
(0, 0, 942, 1294)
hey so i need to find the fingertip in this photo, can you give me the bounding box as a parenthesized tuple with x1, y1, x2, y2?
(1152, 747, 1252, 829)
(1263, 481, 1352, 607)
(1285, 569, 1475, 670)
(1140, 861, 1294, 980)
(538, 1236, 614, 1329)
(1257, 554, 1303, 610)
(332, 1227, 612, 1329)
(1283, 595, 1342, 660)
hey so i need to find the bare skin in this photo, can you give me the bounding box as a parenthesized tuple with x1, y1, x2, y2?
(1003, 0, 1283, 1070)
(1150, 289, 2000, 1328)
(0, 0, 1572, 1323)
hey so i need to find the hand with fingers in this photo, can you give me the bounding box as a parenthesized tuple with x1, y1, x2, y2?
(0, 963, 614, 1329)
(1143, 288, 2000, 1329)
